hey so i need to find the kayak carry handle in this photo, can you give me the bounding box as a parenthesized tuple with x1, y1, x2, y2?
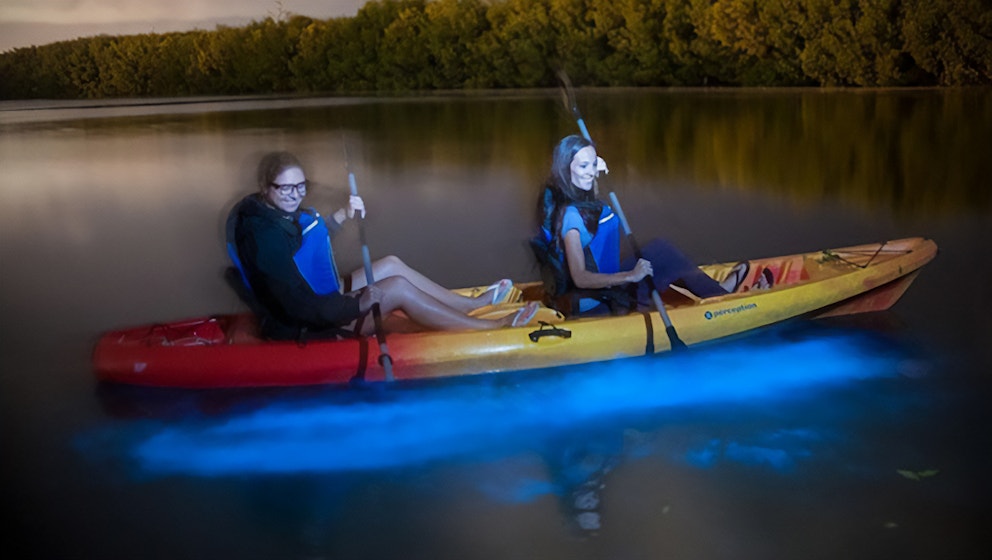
(529, 322, 572, 342)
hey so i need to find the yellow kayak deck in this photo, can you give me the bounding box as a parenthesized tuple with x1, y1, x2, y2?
(392, 236, 937, 381)
(93, 237, 936, 388)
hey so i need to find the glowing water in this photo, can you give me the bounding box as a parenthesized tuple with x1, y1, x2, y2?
(113, 329, 903, 477)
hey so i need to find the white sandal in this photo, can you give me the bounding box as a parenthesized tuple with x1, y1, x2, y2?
(511, 302, 539, 327)
(720, 261, 750, 293)
(485, 279, 515, 305)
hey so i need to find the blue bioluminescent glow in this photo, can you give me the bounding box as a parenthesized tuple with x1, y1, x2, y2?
(682, 432, 817, 471)
(86, 330, 909, 477)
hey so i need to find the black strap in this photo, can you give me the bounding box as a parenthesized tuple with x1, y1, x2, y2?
(352, 313, 369, 383)
(642, 312, 655, 355)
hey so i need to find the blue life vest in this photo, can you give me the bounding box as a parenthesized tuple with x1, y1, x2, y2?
(531, 190, 636, 315)
(570, 205, 621, 313)
(533, 202, 621, 292)
(226, 202, 341, 296)
(557, 203, 621, 274)
(292, 210, 342, 295)
(587, 205, 621, 274)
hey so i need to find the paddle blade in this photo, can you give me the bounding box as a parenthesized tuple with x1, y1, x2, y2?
(555, 69, 580, 118)
(666, 326, 689, 352)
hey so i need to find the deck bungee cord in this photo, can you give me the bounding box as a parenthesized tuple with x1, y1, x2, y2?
(820, 241, 913, 269)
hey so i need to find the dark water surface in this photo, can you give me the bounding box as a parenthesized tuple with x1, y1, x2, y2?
(2, 90, 990, 559)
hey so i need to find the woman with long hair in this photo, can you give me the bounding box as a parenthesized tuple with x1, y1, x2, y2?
(537, 135, 757, 315)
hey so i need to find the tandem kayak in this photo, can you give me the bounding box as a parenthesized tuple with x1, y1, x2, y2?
(92, 237, 937, 388)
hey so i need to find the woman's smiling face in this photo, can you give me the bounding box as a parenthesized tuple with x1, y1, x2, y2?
(570, 146, 598, 191)
(264, 166, 307, 213)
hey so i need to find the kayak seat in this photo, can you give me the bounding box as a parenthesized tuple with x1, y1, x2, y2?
(739, 256, 808, 291)
(529, 236, 636, 317)
(769, 255, 808, 285)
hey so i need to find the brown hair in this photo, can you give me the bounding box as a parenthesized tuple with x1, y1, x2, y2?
(256, 151, 304, 193)
(543, 135, 602, 251)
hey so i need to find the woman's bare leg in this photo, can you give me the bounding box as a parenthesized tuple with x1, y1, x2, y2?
(350, 255, 497, 313)
(356, 276, 530, 334)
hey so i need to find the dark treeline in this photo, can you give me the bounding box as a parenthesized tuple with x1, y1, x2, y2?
(2, 0, 990, 100)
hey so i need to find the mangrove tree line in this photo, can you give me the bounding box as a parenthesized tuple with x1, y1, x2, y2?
(1, 0, 990, 99)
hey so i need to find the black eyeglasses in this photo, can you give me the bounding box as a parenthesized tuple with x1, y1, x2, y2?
(270, 181, 308, 196)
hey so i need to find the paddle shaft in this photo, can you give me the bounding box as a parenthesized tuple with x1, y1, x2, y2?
(608, 192, 687, 350)
(347, 165, 396, 381)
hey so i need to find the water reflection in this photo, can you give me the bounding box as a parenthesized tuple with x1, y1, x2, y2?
(4, 89, 987, 222)
(542, 429, 624, 535)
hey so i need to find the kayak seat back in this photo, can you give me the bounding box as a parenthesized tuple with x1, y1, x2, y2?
(529, 235, 635, 317)
(775, 255, 809, 285)
(224, 266, 271, 320)
(751, 256, 809, 288)
(225, 200, 281, 330)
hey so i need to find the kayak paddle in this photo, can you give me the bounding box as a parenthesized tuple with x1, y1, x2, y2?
(344, 142, 396, 381)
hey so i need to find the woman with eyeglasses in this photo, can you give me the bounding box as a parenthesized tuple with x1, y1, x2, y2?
(228, 151, 536, 340)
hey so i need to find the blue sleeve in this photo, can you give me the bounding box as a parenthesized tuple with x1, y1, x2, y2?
(561, 206, 590, 246)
